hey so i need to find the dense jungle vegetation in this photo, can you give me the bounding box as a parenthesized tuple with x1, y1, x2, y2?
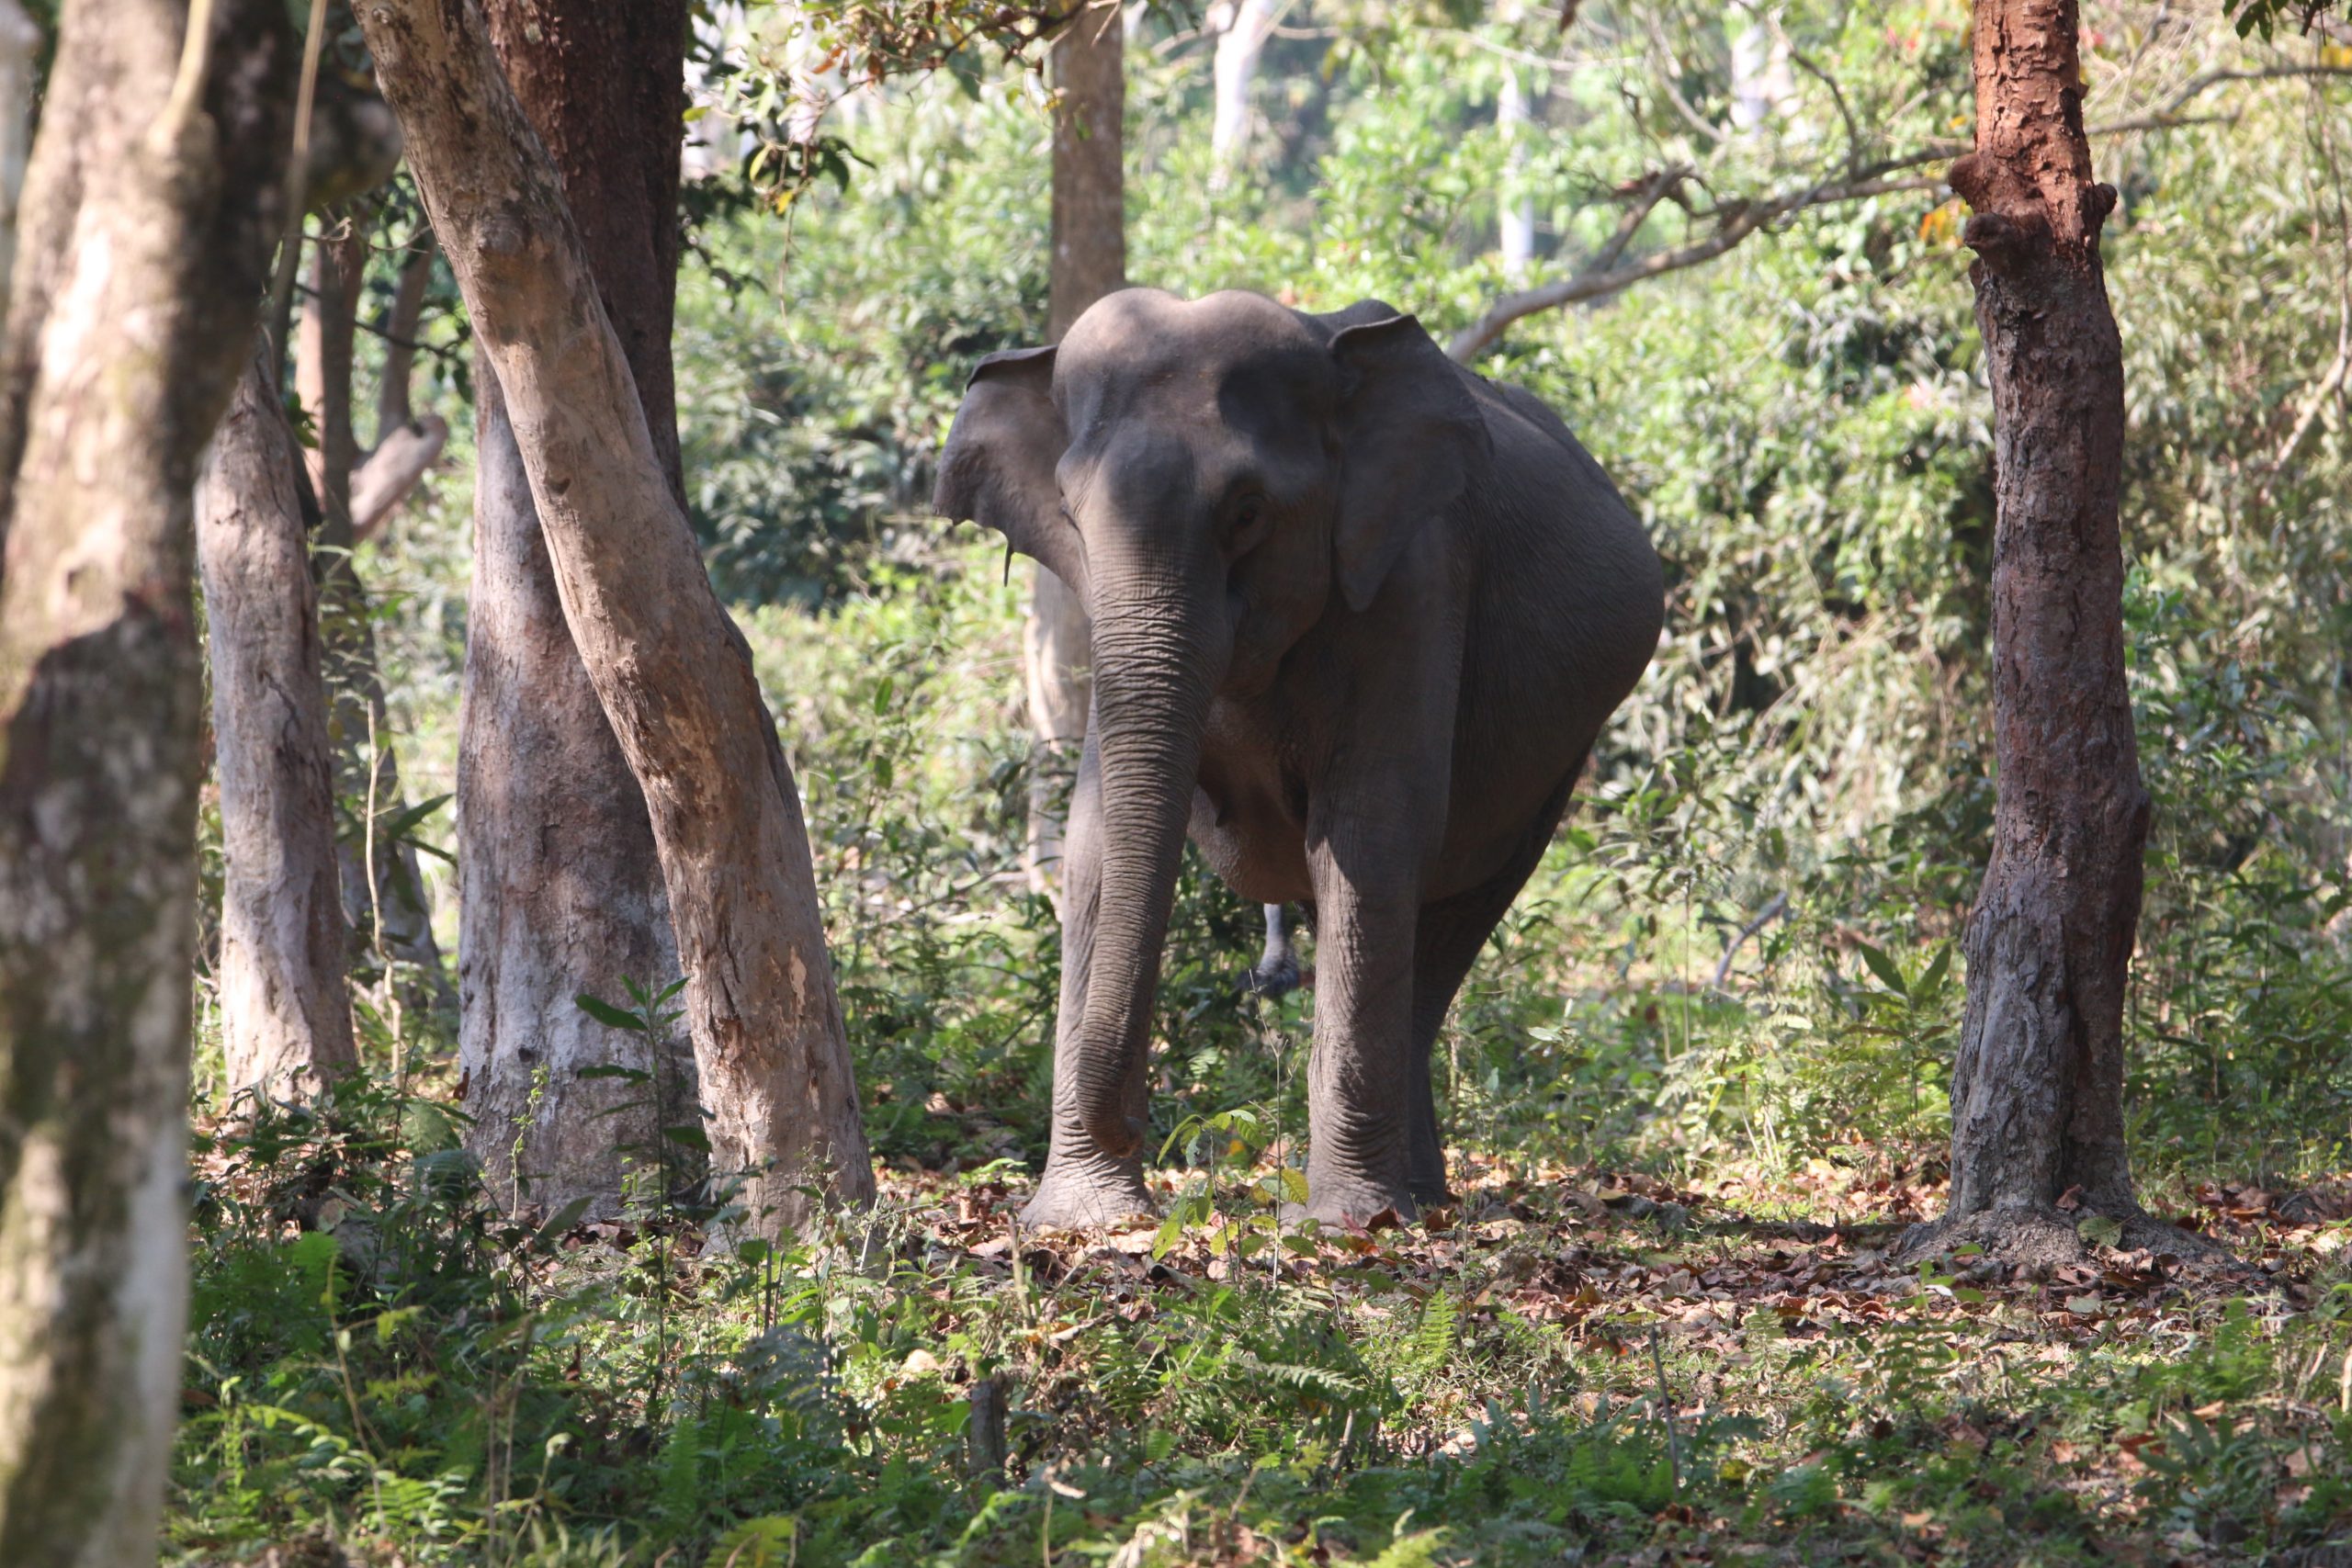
(18, 0, 2352, 1563)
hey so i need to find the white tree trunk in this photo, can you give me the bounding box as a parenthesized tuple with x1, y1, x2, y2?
(1730, 15, 1793, 134)
(198, 349, 356, 1100)
(1208, 0, 1274, 180)
(356, 0, 873, 1232)
(0, 0, 292, 1561)
(1498, 66, 1535, 284)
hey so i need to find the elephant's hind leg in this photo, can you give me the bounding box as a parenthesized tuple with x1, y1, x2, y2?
(1406, 771, 1583, 1206)
(1247, 903, 1303, 998)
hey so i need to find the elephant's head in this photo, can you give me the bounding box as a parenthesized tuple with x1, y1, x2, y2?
(933, 288, 1487, 1160)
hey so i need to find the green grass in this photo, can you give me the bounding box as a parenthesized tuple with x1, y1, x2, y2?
(169, 1067, 2352, 1567)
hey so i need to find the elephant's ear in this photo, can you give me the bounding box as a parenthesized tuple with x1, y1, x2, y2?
(1329, 313, 1488, 614)
(933, 344, 1086, 598)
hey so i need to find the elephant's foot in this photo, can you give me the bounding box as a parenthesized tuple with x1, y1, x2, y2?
(1300, 1165, 1419, 1230)
(1020, 1163, 1156, 1232)
(1406, 1148, 1451, 1211)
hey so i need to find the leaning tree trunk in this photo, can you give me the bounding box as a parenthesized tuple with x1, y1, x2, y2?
(1901, 0, 2195, 1266)
(457, 0, 695, 1221)
(0, 1, 292, 1561)
(356, 0, 873, 1233)
(198, 348, 357, 1102)
(1025, 0, 1125, 908)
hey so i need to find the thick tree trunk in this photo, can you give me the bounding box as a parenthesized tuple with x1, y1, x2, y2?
(0, 1, 291, 1560)
(1026, 1, 1125, 905)
(356, 0, 873, 1232)
(458, 0, 693, 1220)
(1901, 0, 2195, 1266)
(199, 349, 356, 1100)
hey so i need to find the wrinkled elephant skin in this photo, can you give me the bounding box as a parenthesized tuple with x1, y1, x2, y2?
(935, 289, 1662, 1228)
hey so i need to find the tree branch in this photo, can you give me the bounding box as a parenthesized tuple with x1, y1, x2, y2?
(1449, 62, 2352, 362)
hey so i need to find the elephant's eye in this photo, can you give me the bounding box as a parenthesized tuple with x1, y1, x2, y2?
(1227, 495, 1272, 557)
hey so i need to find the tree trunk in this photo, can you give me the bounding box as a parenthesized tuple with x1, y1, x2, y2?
(355, 0, 874, 1233)
(1900, 0, 2197, 1266)
(1498, 66, 1535, 284)
(298, 227, 365, 527)
(0, 1, 291, 1560)
(1026, 1, 1125, 907)
(1208, 0, 1273, 182)
(198, 347, 356, 1101)
(374, 229, 437, 442)
(0, 0, 39, 309)
(457, 0, 694, 1220)
(300, 226, 455, 1009)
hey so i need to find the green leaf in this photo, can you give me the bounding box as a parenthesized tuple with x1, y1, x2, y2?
(534, 1196, 595, 1248)
(576, 1064, 654, 1083)
(375, 793, 453, 846)
(1915, 942, 1953, 1004)
(575, 993, 647, 1032)
(662, 1123, 713, 1152)
(2077, 1213, 2124, 1248)
(1854, 940, 1907, 998)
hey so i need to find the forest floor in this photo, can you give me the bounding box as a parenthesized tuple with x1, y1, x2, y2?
(857, 1153, 2352, 1567)
(178, 1116, 2352, 1568)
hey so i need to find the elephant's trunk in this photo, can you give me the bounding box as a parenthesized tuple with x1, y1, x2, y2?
(1070, 536, 1227, 1160)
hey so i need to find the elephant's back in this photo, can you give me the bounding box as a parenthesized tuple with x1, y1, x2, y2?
(1462, 371, 1662, 703)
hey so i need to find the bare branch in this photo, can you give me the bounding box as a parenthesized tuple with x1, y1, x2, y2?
(1448, 62, 2352, 363)
(1447, 172, 1937, 362)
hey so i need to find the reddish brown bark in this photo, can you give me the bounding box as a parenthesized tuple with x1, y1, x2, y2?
(1904, 0, 2199, 1264)
(1026, 1, 1125, 903)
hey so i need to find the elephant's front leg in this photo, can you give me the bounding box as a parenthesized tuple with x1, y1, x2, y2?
(1301, 824, 1422, 1225)
(1022, 728, 1157, 1228)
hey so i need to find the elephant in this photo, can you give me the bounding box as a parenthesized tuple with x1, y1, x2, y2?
(935, 288, 1662, 1229)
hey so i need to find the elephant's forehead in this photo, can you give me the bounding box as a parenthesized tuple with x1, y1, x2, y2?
(1060, 288, 1322, 395)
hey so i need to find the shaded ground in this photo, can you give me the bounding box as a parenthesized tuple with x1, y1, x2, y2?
(175, 1120, 2352, 1567)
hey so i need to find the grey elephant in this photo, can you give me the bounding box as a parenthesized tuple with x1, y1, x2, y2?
(936, 288, 1661, 1228)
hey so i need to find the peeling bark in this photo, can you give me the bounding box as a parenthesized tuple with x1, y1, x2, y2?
(1900, 0, 2205, 1266)
(354, 0, 872, 1231)
(1026, 1, 1125, 904)
(0, 1, 292, 1560)
(199, 348, 356, 1100)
